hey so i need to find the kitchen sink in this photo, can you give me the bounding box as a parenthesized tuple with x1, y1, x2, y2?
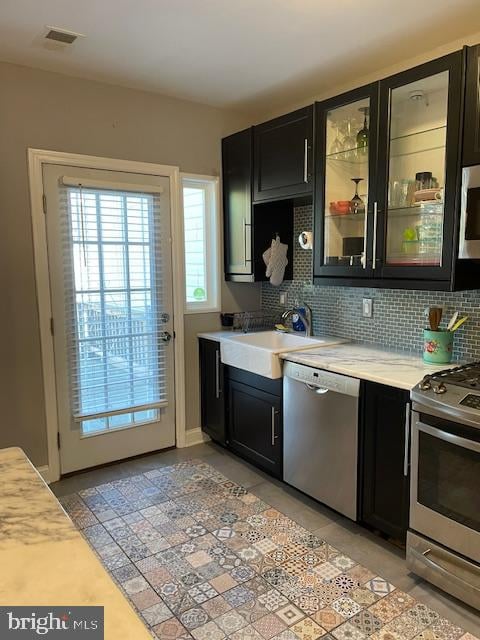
(220, 330, 345, 379)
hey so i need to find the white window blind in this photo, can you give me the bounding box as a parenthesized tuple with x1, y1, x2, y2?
(182, 176, 220, 313)
(59, 184, 167, 434)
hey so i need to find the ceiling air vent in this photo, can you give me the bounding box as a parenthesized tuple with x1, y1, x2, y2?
(45, 26, 83, 45)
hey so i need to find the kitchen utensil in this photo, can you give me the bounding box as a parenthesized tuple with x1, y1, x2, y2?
(428, 306, 443, 332)
(450, 316, 468, 332)
(447, 311, 459, 332)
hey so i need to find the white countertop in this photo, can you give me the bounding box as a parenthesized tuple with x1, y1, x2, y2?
(281, 343, 443, 391)
(0, 447, 152, 639)
(198, 331, 442, 390)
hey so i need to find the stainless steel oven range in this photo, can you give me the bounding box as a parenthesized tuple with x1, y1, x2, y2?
(408, 364, 480, 610)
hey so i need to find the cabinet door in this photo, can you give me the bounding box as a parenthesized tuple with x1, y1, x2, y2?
(222, 128, 253, 278)
(199, 339, 225, 444)
(228, 380, 282, 478)
(360, 382, 410, 542)
(253, 106, 313, 202)
(376, 52, 463, 282)
(463, 45, 480, 167)
(314, 83, 379, 279)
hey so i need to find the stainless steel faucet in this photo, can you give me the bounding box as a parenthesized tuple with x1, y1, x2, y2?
(281, 304, 312, 337)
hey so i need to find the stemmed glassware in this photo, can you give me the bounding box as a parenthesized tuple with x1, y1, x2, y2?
(329, 122, 343, 157)
(350, 178, 365, 214)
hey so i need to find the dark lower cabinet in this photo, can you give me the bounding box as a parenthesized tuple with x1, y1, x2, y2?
(228, 379, 282, 478)
(199, 339, 226, 444)
(360, 381, 410, 542)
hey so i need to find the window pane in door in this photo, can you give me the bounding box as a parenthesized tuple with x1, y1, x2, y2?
(385, 71, 449, 266)
(66, 187, 166, 435)
(324, 97, 370, 267)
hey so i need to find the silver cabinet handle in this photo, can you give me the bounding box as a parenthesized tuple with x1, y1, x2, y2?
(404, 401, 411, 476)
(271, 407, 279, 445)
(243, 219, 251, 265)
(362, 209, 368, 269)
(215, 350, 221, 399)
(372, 202, 378, 269)
(242, 217, 247, 266)
(303, 138, 309, 183)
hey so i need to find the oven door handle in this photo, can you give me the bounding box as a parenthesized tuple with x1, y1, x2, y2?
(418, 421, 480, 453)
(409, 546, 480, 597)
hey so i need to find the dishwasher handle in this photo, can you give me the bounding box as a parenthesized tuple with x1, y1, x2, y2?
(305, 383, 329, 395)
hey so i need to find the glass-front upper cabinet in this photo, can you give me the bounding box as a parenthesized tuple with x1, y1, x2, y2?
(377, 52, 463, 280)
(314, 84, 379, 278)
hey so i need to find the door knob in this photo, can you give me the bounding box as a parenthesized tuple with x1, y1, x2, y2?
(160, 331, 172, 343)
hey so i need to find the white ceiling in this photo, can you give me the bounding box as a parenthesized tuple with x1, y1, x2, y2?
(0, 0, 479, 113)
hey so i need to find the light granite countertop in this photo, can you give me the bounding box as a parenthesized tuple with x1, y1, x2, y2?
(0, 447, 151, 639)
(281, 343, 444, 391)
(198, 331, 444, 390)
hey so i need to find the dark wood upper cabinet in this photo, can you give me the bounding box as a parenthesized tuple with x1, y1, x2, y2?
(222, 129, 294, 283)
(375, 52, 464, 284)
(314, 82, 379, 280)
(360, 381, 410, 543)
(463, 44, 480, 167)
(313, 50, 479, 291)
(253, 106, 313, 202)
(199, 338, 226, 445)
(223, 47, 480, 290)
(222, 128, 253, 279)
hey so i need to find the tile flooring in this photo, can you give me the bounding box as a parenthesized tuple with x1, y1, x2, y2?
(52, 443, 480, 640)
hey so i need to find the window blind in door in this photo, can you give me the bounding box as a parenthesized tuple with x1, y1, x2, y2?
(58, 183, 168, 424)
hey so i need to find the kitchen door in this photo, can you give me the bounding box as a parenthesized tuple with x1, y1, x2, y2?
(43, 164, 175, 473)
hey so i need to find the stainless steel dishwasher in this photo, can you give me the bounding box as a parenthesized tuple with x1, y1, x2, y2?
(283, 361, 360, 520)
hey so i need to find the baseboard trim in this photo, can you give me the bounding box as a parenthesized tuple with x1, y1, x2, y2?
(36, 465, 52, 484)
(184, 428, 210, 447)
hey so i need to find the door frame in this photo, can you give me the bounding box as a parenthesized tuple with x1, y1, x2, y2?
(28, 148, 187, 482)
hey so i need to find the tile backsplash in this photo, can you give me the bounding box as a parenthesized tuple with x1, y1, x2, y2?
(261, 205, 480, 361)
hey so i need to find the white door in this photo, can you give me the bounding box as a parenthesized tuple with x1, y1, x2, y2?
(43, 164, 175, 473)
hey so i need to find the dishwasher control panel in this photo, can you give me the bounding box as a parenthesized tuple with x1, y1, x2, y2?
(283, 361, 360, 397)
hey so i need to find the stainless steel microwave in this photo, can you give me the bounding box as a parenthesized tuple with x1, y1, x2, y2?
(459, 165, 480, 258)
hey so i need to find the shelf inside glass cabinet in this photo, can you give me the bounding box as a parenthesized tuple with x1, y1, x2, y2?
(325, 147, 369, 163)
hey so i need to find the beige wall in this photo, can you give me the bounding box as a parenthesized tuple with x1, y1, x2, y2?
(0, 61, 260, 467)
(255, 30, 480, 122)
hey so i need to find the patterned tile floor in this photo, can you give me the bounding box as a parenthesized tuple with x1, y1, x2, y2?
(60, 460, 478, 640)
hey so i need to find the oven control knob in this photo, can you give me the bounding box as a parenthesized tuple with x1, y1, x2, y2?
(433, 382, 447, 394)
(419, 377, 432, 390)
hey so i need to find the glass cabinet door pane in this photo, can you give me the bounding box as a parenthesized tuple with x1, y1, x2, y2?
(324, 98, 370, 268)
(385, 71, 449, 267)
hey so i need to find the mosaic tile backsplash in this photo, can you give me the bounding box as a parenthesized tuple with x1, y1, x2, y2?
(261, 206, 480, 361)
